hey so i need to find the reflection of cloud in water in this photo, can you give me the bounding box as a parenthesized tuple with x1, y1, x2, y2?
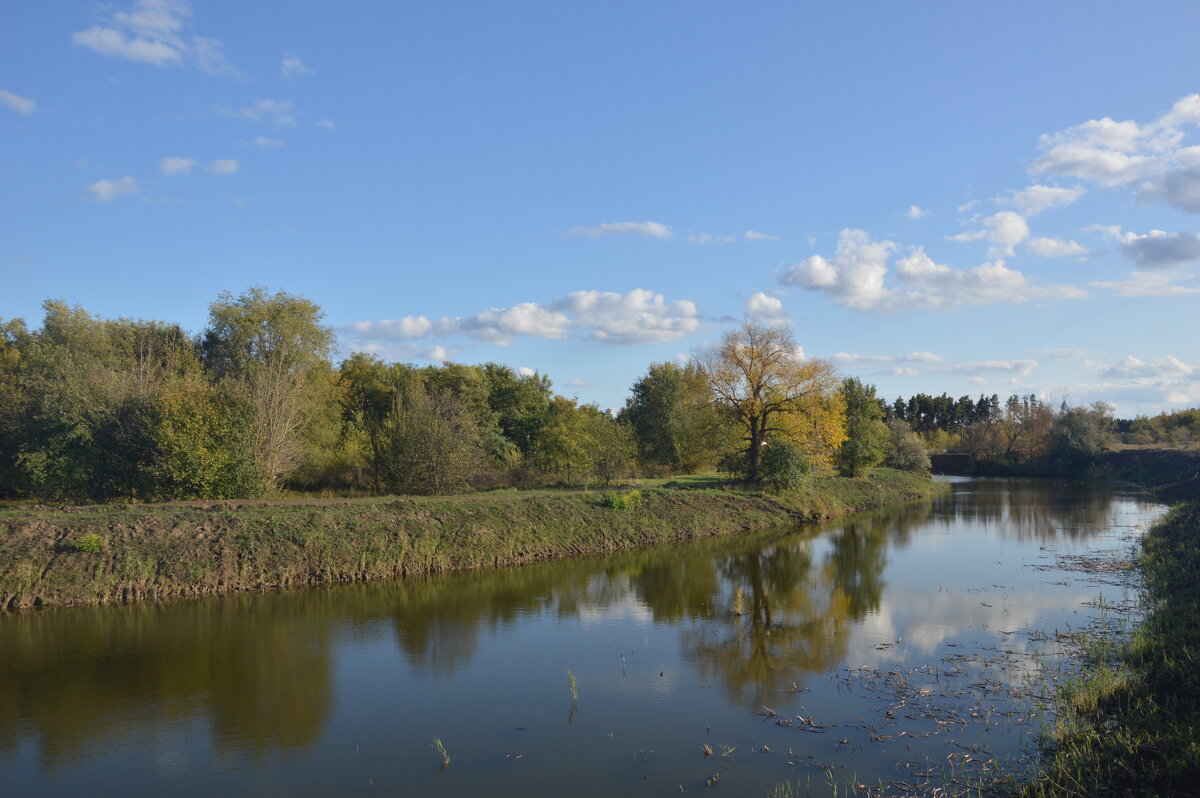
(845, 586, 1105, 668)
(577, 594, 654, 624)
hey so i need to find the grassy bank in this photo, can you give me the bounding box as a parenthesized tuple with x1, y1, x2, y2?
(0, 468, 941, 610)
(1015, 448, 1200, 797)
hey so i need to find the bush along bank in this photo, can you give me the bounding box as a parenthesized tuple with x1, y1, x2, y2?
(0, 468, 942, 610)
(1009, 448, 1200, 796)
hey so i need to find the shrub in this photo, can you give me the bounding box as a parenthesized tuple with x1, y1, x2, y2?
(600, 489, 642, 510)
(71, 533, 106, 553)
(760, 441, 813, 492)
(885, 420, 931, 473)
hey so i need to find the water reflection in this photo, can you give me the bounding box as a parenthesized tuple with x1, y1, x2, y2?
(0, 594, 333, 769)
(0, 478, 1146, 785)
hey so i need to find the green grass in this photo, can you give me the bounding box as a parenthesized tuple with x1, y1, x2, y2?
(1013, 501, 1200, 796)
(0, 467, 942, 610)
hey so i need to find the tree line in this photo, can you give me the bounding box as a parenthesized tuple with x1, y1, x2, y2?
(0, 288, 936, 503)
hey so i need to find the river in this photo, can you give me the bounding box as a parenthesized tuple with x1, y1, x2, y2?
(0, 477, 1165, 796)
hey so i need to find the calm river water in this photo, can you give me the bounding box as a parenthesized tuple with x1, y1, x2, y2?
(0, 478, 1165, 797)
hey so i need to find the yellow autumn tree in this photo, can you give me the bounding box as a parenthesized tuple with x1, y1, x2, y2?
(703, 322, 845, 482)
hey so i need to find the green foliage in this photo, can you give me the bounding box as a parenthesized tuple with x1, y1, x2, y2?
(1052, 402, 1116, 471)
(883, 419, 931, 473)
(377, 386, 489, 495)
(759, 440, 813, 491)
(622, 361, 727, 473)
(201, 286, 336, 489)
(529, 398, 635, 486)
(836, 378, 888, 477)
(71, 533, 105, 553)
(600, 489, 642, 510)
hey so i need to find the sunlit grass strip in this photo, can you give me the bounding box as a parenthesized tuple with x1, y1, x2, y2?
(0, 468, 943, 610)
(1016, 501, 1200, 796)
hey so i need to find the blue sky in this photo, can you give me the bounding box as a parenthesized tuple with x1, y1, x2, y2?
(2, 0, 1199, 415)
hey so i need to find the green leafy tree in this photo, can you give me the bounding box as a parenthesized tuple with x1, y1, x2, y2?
(201, 287, 335, 490)
(1052, 402, 1115, 471)
(836, 378, 888, 477)
(622, 361, 727, 473)
(760, 440, 813, 491)
(884, 419, 931, 473)
(482, 363, 553, 456)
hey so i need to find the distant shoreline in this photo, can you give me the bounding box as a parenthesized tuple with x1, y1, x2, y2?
(0, 469, 942, 611)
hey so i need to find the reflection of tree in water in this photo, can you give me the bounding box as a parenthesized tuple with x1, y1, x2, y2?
(939, 478, 1126, 542)
(0, 592, 333, 770)
(676, 499, 935, 708)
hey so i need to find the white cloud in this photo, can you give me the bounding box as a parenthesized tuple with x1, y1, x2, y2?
(281, 51, 315, 78)
(568, 221, 673, 239)
(245, 136, 285, 149)
(567, 378, 592, 387)
(1091, 271, 1200, 297)
(1040, 347, 1091, 360)
(72, 0, 239, 77)
(940, 359, 1039, 377)
(219, 98, 298, 126)
(1031, 94, 1200, 213)
(780, 229, 1084, 312)
(1110, 229, 1200, 269)
(0, 90, 36, 115)
(314, 119, 336, 130)
(1092, 355, 1195, 380)
(948, 210, 1030, 256)
(905, 205, 928, 220)
(340, 316, 433, 340)
(744, 230, 778, 241)
(744, 292, 788, 323)
(997, 185, 1085, 216)
(518, 366, 536, 377)
(344, 289, 702, 350)
(208, 158, 239, 175)
(688, 232, 736, 245)
(831, 351, 945, 367)
(87, 176, 140, 201)
(1025, 237, 1091, 258)
(159, 155, 197, 175)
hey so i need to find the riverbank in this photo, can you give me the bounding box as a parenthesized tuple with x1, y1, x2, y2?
(1016, 448, 1200, 796)
(0, 468, 941, 610)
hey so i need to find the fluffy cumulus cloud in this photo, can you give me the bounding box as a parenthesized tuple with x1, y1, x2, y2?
(905, 205, 928, 220)
(1025, 237, 1091, 258)
(744, 292, 788, 323)
(1031, 94, 1200, 213)
(72, 0, 239, 77)
(780, 229, 1084, 312)
(159, 155, 197, 175)
(996, 185, 1085, 215)
(940, 359, 1039, 377)
(0, 89, 36, 115)
(341, 289, 702, 353)
(1108, 228, 1200, 269)
(281, 51, 315, 78)
(219, 99, 298, 126)
(948, 210, 1030, 256)
(1092, 355, 1196, 380)
(1091, 270, 1200, 297)
(568, 221, 673, 239)
(87, 176, 140, 201)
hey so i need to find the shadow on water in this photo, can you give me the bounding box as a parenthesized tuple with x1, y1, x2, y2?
(0, 477, 1159, 795)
